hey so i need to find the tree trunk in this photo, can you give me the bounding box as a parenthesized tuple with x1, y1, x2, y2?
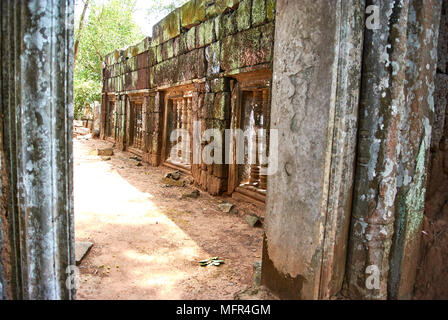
(74, 0, 90, 64)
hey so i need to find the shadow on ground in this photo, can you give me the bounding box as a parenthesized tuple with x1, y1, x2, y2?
(74, 138, 270, 300)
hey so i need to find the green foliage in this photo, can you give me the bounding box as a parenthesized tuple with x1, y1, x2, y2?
(75, 0, 144, 82)
(74, 79, 102, 120)
(74, 0, 188, 117)
(74, 0, 144, 115)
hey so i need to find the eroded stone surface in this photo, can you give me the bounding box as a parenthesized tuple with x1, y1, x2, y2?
(262, 0, 364, 300)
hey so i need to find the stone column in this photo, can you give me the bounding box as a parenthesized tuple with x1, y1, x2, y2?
(0, 0, 75, 299)
(388, 0, 443, 300)
(142, 96, 148, 153)
(125, 96, 132, 149)
(119, 95, 127, 150)
(345, 0, 442, 300)
(152, 92, 164, 166)
(100, 94, 108, 140)
(261, 0, 364, 299)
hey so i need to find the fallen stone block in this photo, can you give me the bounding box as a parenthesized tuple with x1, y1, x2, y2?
(160, 177, 186, 187)
(165, 170, 182, 181)
(74, 127, 91, 135)
(90, 148, 114, 156)
(130, 160, 143, 167)
(97, 148, 114, 156)
(218, 202, 234, 213)
(75, 241, 93, 265)
(181, 189, 200, 199)
(245, 214, 262, 227)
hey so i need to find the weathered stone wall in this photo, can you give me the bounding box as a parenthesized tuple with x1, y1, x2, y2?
(101, 0, 276, 195)
(414, 0, 448, 299)
(99, 0, 446, 301)
(103, 38, 151, 93)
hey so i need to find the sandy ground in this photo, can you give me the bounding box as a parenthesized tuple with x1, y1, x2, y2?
(74, 138, 266, 300)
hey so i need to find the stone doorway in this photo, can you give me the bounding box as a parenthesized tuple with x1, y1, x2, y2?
(228, 76, 271, 206)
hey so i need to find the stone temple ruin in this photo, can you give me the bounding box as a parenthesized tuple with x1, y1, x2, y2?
(1, 0, 448, 300)
(101, 0, 275, 203)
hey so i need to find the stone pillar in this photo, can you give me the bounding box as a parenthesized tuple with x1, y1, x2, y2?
(388, 0, 443, 300)
(100, 94, 108, 140)
(151, 92, 164, 166)
(125, 96, 132, 149)
(0, 0, 75, 299)
(142, 96, 148, 153)
(119, 95, 127, 151)
(261, 0, 364, 299)
(345, 0, 442, 300)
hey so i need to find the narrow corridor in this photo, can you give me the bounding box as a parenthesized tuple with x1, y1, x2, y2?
(74, 138, 266, 300)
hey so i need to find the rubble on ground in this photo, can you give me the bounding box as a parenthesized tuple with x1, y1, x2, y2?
(245, 215, 262, 228)
(181, 190, 200, 199)
(90, 148, 114, 156)
(160, 171, 185, 187)
(218, 202, 234, 213)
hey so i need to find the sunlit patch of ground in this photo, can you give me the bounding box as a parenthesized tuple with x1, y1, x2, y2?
(74, 138, 265, 300)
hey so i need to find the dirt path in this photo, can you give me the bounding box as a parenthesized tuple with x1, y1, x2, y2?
(74, 138, 266, 300)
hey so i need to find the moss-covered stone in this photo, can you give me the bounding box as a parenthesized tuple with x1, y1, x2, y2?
(204, 93, 215, 118)
(156, 45, 163, 64)
(152, 24, 162, 46)
(205, 41, 221, 76)
(237, 0, 252, 32)
(125, 57, 136, 73)
(222, 11, 238, 37)
(197, 47, 207, 78)
(197, 19, 216, 47)
(181, 0, 206, 29)
(151, 58, 179, 87)
(203, 93, 229, 120)
(259, 22, 274, 63)
(210, 77, 230, 92)
(163, 39, 175, 60)
(157, 8, 181, 43)
(252, 0, 266, 26)
(177, 48, 206, 83)
(173, 37, 180, 56)
(149, 46, 157, 66)
(221, 25, 273, 72)
(214, 14, 224, 40)
(213, 92, 230, 120)
(103, 0, 276, 96)
(186, 26, 197, 51)
(266, 0, 275, 21)
(206, 0, 240, 19)
(178, 32, 189, 54)
(221, 34, 240, 71)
